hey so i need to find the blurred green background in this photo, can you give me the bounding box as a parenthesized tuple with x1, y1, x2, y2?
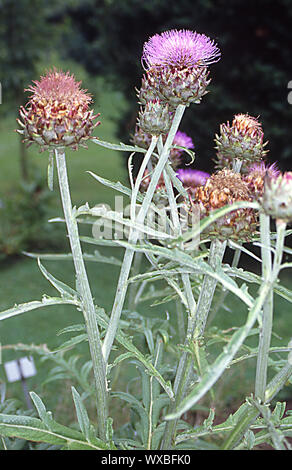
(0, 0, 291, 428)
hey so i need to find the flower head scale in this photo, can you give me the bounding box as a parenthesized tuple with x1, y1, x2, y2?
(262, 172, 292, 222)
(26, 69, 91, 107)
(17, 69, 100, 151)
(137, 99, 171, 135)
(189, 169, 258, 241)
(142, 29, 221, 70)
(214, 113, 268, 169)
(244, 161, 280, 197)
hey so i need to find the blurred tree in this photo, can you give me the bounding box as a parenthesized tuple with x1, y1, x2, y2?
(0, 0, 58, 181)
(58, 0, 292, 174)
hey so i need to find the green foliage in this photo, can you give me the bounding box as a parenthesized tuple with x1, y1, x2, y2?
(0, 173, 63, 259)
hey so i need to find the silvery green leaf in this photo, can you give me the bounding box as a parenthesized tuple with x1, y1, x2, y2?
(0, 413, 112, 449)
(51, 334, 88, 353)
(57, 324, 86, 336)
(23, 250, 122, 266)
(30, 392, 54, 429)
(0, 296, 78, 322)
(76, 205, 173, 240)
(71, 387, 93, 441)
(87, 171, 143, 202)
(165, 163, 188, 198)
(37, 259, 79, 300)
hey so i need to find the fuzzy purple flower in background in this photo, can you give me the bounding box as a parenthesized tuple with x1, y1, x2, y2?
(142, 29, 221, 70)
(169, 131, 195, 167)
(173, 131, 194, 153)
(176, 168, 210, 189)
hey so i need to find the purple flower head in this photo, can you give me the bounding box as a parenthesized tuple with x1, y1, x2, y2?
(176, 168, 210, 188)
(142, 29, 221, 70)
(248, 161, 280, 180)
(173, 131, 195, 152)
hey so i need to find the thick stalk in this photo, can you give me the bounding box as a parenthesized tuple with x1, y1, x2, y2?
(103, 105, 186, 362)
(193, 239, 227, 338)
(255, 213, 273, 401)
(161, 238, 226, 449)
(55, 149, 108, 440)
(222, 218, 287, 449)
(207, 244, 241, 326)
(160, 150, 198, 449)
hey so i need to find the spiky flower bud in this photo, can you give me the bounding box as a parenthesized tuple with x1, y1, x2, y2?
(189, 169, 258, 241)
(244, 162, 280, 198)
(17, 69, 100, 151)
(214, 114, 268, 169)
(140, 29, 220, 108)
(138, 100, 171, 135)
(140, 65, 210, 109)
(261, 172, 292, 222)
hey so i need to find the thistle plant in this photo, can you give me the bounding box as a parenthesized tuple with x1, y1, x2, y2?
(1, 28, 292, 453)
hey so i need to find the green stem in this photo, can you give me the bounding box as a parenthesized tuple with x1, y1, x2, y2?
(127, 251, 143, 311)
(193, 239, 227, 338)
(102, 105, 186, 363)
(222, 218, 287, 449)
(207, 244, 241, 326)
(160, 238, 226, 449)
(55, 148, 108, 440)
(255, 213, 273, 401)
(130, 135, 158, 221)
(159, 146, 198, 449)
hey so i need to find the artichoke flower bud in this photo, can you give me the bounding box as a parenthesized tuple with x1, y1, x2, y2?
(130, 125, 153, 149)
(261, 172, 292, 222)
(137, 74, 161, 106)
(214, 114, 269, 169)
(244, 162, 280, 198)
(188, 169, 258, 241)
(138, 100, 171, 135)
(145, 65, 210, 109)
(17, 69, 100, 152)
